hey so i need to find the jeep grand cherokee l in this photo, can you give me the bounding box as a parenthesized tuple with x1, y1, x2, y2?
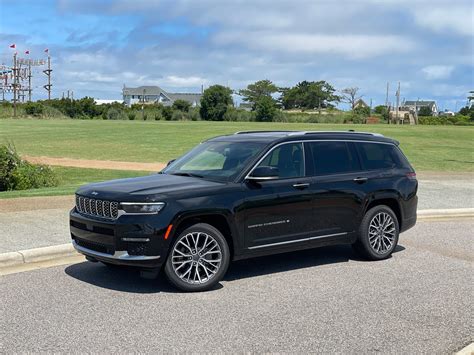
(70, 131, 418, 292)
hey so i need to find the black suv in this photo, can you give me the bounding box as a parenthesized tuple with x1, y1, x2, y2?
(70, 131, 417, 291)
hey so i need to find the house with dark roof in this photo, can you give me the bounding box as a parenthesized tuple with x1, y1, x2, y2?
(404, 100, 438, 116)
(122, 85, 202, 107)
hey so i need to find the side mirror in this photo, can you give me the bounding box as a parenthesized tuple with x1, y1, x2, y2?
(246, 166, 279, 181)
(167, 159, 176, 167)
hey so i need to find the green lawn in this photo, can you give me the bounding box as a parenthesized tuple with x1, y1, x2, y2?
(1, 119, 472, 171)
(0, 119, 473, 198)
(0, 166, 147, 199)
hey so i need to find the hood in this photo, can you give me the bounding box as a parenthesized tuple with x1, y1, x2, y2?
(76, 173, 224, 201)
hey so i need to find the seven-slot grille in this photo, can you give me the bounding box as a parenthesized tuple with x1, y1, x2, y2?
(75, 195, 119, 219)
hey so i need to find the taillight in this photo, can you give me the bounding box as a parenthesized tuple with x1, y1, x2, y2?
(406, 172, 417, 180)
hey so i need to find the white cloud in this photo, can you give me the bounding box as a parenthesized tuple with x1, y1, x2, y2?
(214, 32, 414, 58)
(421, 65, 455, 80)
(413, 6, 473, 36)
(163, 75, 208, 87)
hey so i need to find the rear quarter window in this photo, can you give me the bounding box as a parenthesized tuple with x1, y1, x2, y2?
(356, 142, 410, 170)
(307, 141, 360, 175)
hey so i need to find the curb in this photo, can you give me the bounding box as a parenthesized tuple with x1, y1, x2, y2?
(456, 342, 474, 355)
(0, 243, 78, 269)
(418, 208, 474, 220)
(0, 208, 473, 271)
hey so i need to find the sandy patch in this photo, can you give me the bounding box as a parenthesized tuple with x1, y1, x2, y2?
(23, 155, 166, 172)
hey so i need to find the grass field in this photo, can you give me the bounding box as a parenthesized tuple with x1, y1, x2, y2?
(0, 119, 473, 198)
(0, 166, 147, 199)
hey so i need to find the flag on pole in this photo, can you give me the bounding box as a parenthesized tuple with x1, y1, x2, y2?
(9, 44, 16, 48)
(25, 50, 30, 55)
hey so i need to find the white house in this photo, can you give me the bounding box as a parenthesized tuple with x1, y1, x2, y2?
(122, 85, 202, 107)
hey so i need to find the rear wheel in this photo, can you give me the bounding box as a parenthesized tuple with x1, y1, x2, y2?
(164, 223, 230, 292)
(353, 205, 399, 260)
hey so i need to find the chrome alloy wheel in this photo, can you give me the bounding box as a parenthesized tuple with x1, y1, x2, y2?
(368, 212, 396, 254)
(171, 232, 222, 284)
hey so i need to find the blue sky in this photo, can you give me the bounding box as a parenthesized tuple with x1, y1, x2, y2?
(0, 0, 472, 110)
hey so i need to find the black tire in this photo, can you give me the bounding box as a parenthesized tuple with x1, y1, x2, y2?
(352, 205, 400, 261)
(164, 223, 230, 292)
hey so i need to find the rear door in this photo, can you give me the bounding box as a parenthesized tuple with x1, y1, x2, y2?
(242, 142, 314, 249)
(305, 141, 364, 236)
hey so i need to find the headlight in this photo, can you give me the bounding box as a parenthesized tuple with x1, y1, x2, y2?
(119, 202, 165, 215)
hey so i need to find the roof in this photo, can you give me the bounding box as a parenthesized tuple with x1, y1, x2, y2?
(167, 93, 202, 102)
(122, 86, 165, 95)
(405, 100, 436, 107)
(209, 130, 397, 145)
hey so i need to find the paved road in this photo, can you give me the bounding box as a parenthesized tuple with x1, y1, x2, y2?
(1, 219, 472, 353)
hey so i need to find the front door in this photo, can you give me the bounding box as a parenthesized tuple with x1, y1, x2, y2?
(242, 142, 314, 249)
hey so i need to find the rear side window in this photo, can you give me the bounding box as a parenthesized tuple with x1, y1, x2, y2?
(307, 142, 360, 175)
(356, 142, 409, 170)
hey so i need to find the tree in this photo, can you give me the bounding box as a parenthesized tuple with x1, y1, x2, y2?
(341, 87, 362, 109)
(254, 96, 277, 122)
(200, 85, 233, 121)
(279, 81, 340, 110)
(374, 105, 387, 115)
(172, 99, 191, 112)
(238, 80, 278, 108)
(459, 105, 474, 121)
(353, 106, 370, 117)
(418, 106, 432, 116)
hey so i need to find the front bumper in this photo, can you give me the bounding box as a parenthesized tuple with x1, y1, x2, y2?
(70, 208, 170, 268)
(72, 240, 161, 266)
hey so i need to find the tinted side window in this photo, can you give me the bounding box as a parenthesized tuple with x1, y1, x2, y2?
(308, 142, 360, 175)
(257, 143, 304, 178)
(356, 142, 405, 170)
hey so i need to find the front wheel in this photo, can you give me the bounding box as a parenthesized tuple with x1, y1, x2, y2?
(164, 223, 230, 292)
(353, 205, 400, 260)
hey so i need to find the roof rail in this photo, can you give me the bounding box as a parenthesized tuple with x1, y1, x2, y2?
(299, 130, 385, 137)
(234, 130, 292, 135)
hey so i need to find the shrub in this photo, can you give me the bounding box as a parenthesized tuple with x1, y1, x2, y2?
(188, 108, 201, 121)
(418, 115, 473, 126)
(128, 112, 136, 120)
(0, 144, 58, 191)
(172, 99, 192, 112)
(353, 106, 370, 117)
(255, 96, 277, 122)
(162, 106, 173, 121)
(171, 110, 188, 121)
(105, 107, 127, 120)
(24, 102, 44, 117)
(223, 108, 255, 122)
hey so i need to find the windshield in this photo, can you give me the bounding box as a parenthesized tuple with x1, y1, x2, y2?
(163, 141, 266, 182)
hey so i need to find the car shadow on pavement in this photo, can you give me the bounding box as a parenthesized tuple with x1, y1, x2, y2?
(224, 244, 405, 281)
(65, 262, 178, 294)
(64, 244, 405, 294)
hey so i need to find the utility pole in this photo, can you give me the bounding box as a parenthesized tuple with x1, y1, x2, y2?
(43, 54, 52, 100)
(395, 82, 401, 125)
(12, 52, 18, 118)
(385, 82, 390, 124)
(28, 62, 32, 102)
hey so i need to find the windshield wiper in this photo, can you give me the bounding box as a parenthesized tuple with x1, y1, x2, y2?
(170, 172, 204, 178)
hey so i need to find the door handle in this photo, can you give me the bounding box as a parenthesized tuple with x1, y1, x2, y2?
(292, 183, 310, 189)
(353, 177, 368, 183)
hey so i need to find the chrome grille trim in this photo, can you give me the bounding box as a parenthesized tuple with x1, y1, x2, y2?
(75, 195, 119, 220)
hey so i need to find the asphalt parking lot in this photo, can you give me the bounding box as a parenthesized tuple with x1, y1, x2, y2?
(1, 219, 472, 353)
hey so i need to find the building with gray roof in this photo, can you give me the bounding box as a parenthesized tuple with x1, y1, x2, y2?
(122, 85, 202, 107)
